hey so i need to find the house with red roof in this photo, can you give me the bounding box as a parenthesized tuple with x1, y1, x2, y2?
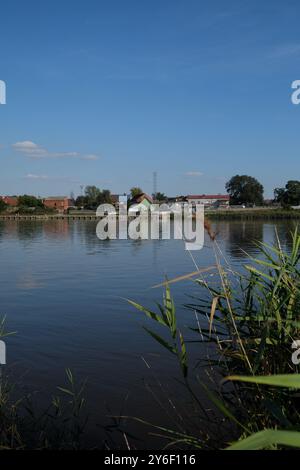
(43, 196, 74, 213)
(0, 196, 19, 206)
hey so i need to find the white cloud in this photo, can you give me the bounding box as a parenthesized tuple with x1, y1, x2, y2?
(24, 174, 81, 183)
(185, 171, 203, 177)
(13, 141, 99, 160)
(25, 173, 49, 180)
(13, 141, 47, 157)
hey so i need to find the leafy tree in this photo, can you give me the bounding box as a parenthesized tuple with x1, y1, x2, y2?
(226, 175, 264, 206)
(75, 195, 87, 208)
(274, 187, 285, 204)
(76, 187, 112, 209)
(130, 187, 143, 198)
(274, 180, 300, 206)
(153, 192, 166, 201)
(97, 189, 112, 205)
(0, 199, 7, 213)
(84, 185, 101, 207)
(18, 195, 44, 208)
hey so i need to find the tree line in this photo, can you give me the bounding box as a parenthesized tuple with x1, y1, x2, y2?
(1, 178, 299, 214)
(0, 195, 49, 214)
(75, 186, 167, 209)
(226, 175, 300, 207)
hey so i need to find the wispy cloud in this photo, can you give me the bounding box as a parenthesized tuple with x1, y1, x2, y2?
(24, 173, 49, 180)
(23, 173, 80, 184)
(13, 141, 100, 160)
(185, 171, 203, 177)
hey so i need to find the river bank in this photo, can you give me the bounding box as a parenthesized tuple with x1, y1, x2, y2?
(206, 208, 300, 220)
(0, 208, 300, 221)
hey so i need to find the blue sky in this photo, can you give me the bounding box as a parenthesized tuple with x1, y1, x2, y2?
(0, 0, 300, 198)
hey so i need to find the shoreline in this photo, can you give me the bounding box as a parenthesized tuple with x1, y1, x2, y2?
(0, 208, 300, 221)
(205, 209, 300, 220)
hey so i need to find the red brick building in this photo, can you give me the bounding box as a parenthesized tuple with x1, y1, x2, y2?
(43, 197, 74, 213)
(0, 196, 19, 206)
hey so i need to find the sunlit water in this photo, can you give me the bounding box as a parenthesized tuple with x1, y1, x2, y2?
(0, 219, 296, 447)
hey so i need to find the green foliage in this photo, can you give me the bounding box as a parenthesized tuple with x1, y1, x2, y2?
(275, 180, 300, 207)
(98, 189, 112, 205)
(76, 186, 112, 209)
(0, 199, 7, 213)
(18, 195, 44, 208)
(130, 187, 143, 198)
(226, 429, 300, 450)
(226, 174, 264, 206)
(128, 284, 188, 377)
(225, 374, 300, 449)
(84, 185, 101, 207)
(206, 209, 300, 220)
(0, 367, 87, 449)
(153, 192, 167, 201)
(129, 228, 300, 450)
(75, 195, 86, 208)
(227, 374, 300, 388)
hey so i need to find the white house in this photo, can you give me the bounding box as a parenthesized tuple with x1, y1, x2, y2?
(186, 194, 230, 208)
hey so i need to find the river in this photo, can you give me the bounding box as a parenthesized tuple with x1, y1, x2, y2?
(0, 219, 296, 447)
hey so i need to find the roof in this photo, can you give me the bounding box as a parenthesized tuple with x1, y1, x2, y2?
(186, 194, 229, 200)
(130, 193, 153, 204)
(167, 196, 187, 201)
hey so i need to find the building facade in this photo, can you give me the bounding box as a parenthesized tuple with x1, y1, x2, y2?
(128, 193, 153, 213)
(43, 197, 74, 213)
(0, 196, 19, 206)
(186, 194, 230, 208)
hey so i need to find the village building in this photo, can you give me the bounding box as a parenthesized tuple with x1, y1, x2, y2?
(0, 196, 19, 206)
(128, 193, 153, 213)
(186, 194, 230, 208)
(43, 197, 74, 214)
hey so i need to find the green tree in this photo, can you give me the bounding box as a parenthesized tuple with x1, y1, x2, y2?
(274, 187, 285, 204)
(75, 195, 87, 208)
(84, 185, 101, 208)
(153, 192, 166, 201)
(274, 180, 300, 206)
(0, 199, 7, 213)
(18, 195, 44, 208)
(97, 189, 112, 205)
(77, 187, 112, 209)
(130, 187, 143, 198)
(226, 175, 264, 206)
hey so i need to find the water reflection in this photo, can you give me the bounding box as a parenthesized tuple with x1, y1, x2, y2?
(223, 221, 264, 259)
(0, 219, 296, 256)
(0, 219, 296, 259)
(209, 220, 298, 262)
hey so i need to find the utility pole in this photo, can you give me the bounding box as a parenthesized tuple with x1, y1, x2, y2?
(153, 171, 157, 199)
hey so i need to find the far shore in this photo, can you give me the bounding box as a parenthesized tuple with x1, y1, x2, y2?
(205, 208, 300, 220)
(0, 208, 300, 221)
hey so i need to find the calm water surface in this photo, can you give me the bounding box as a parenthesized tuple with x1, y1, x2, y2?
(0, 219, 296, 446)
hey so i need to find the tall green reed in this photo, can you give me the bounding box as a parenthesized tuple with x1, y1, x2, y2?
(128, 228, 300, 449)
